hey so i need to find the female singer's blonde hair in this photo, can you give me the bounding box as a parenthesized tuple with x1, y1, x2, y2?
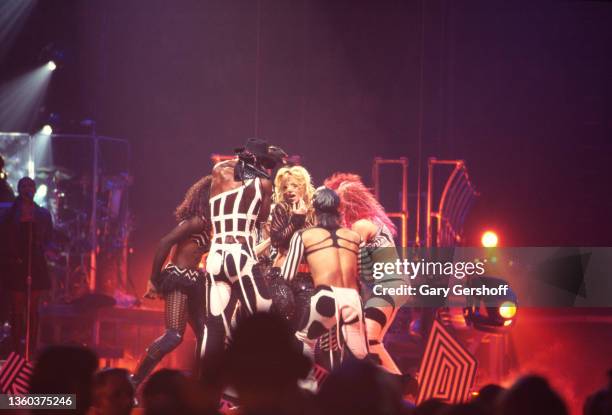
(273, 165, 316, 205)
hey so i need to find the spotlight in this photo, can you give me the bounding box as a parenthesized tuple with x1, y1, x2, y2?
(41, 124, 52, 135)
(39, 43, 67, 70)
(481, 230, 498, 248)
(0, 67, 54, 131)
(498, 300, 517, 319)
(463, 276, 517, 333)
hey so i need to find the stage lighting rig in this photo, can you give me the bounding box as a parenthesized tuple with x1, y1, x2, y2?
(41, 124, 52, 135)
(463, 275, 518, 333)
(39, 43, 66, 71)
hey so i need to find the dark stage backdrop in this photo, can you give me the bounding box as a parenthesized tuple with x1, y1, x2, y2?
(1, 0, 611, 289)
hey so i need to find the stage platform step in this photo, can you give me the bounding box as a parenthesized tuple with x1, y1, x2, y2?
(37, 304, 196, 370)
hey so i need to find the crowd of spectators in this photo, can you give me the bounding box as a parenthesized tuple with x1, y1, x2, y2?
(17, 313, 612, 415)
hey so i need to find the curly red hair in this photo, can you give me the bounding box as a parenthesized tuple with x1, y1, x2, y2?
(324, 172, 396, 236)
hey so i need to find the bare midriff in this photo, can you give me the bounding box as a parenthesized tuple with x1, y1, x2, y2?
(171, 239, 206, 269)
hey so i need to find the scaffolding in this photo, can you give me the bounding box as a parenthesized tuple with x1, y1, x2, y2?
(426, 158, 479, 247)
(370, 156, 477, 248)
(371, 157, 409, 247)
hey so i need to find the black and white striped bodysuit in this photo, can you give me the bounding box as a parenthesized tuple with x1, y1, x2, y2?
(207, 180, 258, 281)
(360, 219, 407, 375)
(203, 178, 273, 356)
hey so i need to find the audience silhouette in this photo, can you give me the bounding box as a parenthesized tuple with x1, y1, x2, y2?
(22, 317, 609, 415)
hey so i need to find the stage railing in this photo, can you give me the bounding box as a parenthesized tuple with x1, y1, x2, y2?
(426, 158, 478, 247)
(371, 157, 409, 247)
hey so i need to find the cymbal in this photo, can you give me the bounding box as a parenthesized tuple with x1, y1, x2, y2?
(36, 166, 75, 181)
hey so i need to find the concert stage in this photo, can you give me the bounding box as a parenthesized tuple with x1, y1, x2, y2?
(37, 302, 196, 372)
(2, 1, 612, 414)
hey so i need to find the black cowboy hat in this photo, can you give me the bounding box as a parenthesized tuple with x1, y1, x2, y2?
(234, 137, 287, 169)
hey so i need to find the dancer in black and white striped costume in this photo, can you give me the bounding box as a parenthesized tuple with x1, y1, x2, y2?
(203, 138, 286, 358)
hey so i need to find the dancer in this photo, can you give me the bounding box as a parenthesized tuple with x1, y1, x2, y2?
(131, 176, 212, 387)
(264, 166, 316, 323)
(324, 172, 406, 376)
(1, 177, 52, 357)
(204, 138, 285, 355)
(270, 165, 316, 268)
(281, 188, 367, 367)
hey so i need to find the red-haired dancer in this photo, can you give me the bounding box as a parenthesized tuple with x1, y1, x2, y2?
(324, 173, 407, 376)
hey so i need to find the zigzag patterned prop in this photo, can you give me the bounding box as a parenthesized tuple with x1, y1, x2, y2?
(312, 363, 330, 386)
(416, 320, 477, 404)
(0, 352, 34, 395)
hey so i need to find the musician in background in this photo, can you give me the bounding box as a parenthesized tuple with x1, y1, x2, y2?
(0, 155, 15, 342)
(0, 154, 15, 203)
(0, 177, 53, 356)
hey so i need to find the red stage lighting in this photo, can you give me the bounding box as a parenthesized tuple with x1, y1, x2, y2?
(481, 230, 498, 247)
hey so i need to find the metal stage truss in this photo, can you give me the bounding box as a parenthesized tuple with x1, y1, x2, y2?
(426, 158, 479, 248)
(372, 157, 409, 248)
(370, 156, 478, 249)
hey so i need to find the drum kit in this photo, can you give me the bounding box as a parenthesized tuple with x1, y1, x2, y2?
(1, 131, 133, 304)
(36, 165, 133, 303)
